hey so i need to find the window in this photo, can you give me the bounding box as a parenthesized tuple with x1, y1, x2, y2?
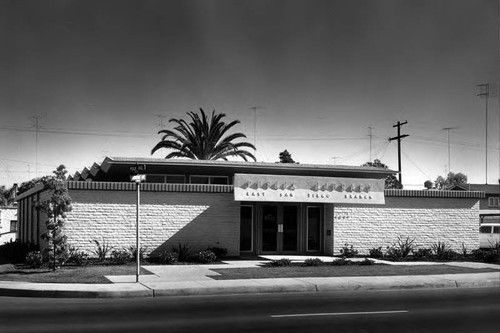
(190, 176, 229, 185)
(190, 176, 209, 184)
(146, 175, 165, 183)
(488, 197, 500, 207)
(210, 176, 229, 185)
(307, 207, 321, 251)
(166, 175, 185, 184)
(240, 206, 253, 252)
(10, 220, 17, 232)
(479, 226, 492, 233)
(146, 174, 186, 183)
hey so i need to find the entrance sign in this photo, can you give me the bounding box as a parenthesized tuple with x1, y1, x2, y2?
(234, 174, 385, 204)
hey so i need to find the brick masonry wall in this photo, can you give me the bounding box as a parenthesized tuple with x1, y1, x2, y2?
(332, 197, 480, 255)
(64, 190, 240, 257)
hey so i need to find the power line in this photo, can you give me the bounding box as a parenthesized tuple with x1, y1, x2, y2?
(0, 125, 155, 138)
(402, 150, 432, 180)
(259, 136, 367, 141)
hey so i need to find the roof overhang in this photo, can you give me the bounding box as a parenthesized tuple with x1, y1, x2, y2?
(99, 156, 396, 180)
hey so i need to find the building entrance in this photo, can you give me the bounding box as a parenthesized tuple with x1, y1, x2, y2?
(261, 204, 299, 253)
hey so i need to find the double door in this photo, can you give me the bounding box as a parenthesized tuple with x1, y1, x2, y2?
(261, 204, 298, 253)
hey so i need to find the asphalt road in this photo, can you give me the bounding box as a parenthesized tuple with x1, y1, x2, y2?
(1, 288, 499, 333)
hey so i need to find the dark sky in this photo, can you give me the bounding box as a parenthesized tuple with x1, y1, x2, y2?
(0, 0, 499, 187)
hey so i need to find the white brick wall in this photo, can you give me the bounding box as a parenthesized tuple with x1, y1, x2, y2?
(332, 197, 480, 255)
(64, 190, 240, 257)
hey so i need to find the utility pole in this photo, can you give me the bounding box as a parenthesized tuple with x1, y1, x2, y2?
(368, 126, 373, 162)
(389, 121, 409, 185)
(31, 115, 42, 177)
(155, 114, 168, 129)
(477, 83, 489, 184)
(249, 106, 264, 159)
(442, 127, 458, 175)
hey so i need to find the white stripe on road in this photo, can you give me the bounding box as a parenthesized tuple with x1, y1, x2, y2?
(271, 310, 409, 318)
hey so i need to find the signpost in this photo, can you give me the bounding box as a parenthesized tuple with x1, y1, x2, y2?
(130, 164, 146, 283)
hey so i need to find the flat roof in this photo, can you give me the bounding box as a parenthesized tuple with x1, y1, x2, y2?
(98, 156, 396, 180)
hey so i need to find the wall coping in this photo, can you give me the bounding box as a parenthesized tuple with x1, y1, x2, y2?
(15, 181, 485, 200)
(66, 181, 234, 193)
(384, 189, 484, 198)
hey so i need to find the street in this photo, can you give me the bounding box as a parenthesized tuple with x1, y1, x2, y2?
(1, 288, 499, 333)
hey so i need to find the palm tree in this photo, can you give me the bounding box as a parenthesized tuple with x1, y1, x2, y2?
(151, 108, 256, 161)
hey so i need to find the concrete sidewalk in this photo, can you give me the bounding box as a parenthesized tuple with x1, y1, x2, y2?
(0, 258, 499, 298)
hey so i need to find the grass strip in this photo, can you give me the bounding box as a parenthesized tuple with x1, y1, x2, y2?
(0, 264, 153, 284)
(209, 264, 498, 280)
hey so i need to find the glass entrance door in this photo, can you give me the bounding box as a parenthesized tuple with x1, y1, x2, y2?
(262, 205, 278, 252)
(261, 204, 298, 253)
(282, 205, 298, 252)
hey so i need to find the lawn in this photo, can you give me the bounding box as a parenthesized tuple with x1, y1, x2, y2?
(0, 262, 497, 284)
(0, 264, 153, 284)
(210, 264, 499, 280)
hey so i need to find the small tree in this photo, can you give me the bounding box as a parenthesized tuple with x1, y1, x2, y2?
(434, 172, 468, 190)
(278, 149, 296, 163)
(35, 169, 72, 270)
(53, 164, 68, 180)
(424, 180, 433, 189)
(362, 159, 402, 189)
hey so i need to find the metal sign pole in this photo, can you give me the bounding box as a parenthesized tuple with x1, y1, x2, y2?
(136, 179, 140, 283)
(130, 163, 146, 283)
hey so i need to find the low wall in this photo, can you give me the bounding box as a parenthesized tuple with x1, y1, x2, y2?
(333, 196, 480, 255)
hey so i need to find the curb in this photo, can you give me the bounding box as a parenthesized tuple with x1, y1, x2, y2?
(0, 282, 153, 298)
(1, 273, 498, 298)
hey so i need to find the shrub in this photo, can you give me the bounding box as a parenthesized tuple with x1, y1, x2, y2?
(159, 251, 179, 265)
(172, 243, 192, 262)
(42, 243, 70, 268)
(359, 258, 375, 265)
(461, 243, 468, 257)
(0, 240, 36, 264)
(68, 246, 89, 266)
(369, 247, 384, 259)
(196, 250, 217, 264)
(128, 245, 148, 262)
(331, 258, 352, 266)
(304, 258, 324, 266)
(207, 246, 228, 260)
(91, 238, 113, 261)
(265, 258, 292, 267)
(386, 236, 415, 260)
(488, 240, 500, 254)
(471, 249, 499, 264)
(412, 248, 433, 260)
(25, 251, 43, 268)
(340, 243, 358, 258)
(111, 250, 132, 265)
(431, 241, 458, 260)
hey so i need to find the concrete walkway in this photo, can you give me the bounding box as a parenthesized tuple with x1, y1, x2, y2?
(1, 258, 499, 298)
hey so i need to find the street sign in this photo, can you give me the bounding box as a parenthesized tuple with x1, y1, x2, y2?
(131, 174, 146, 182)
